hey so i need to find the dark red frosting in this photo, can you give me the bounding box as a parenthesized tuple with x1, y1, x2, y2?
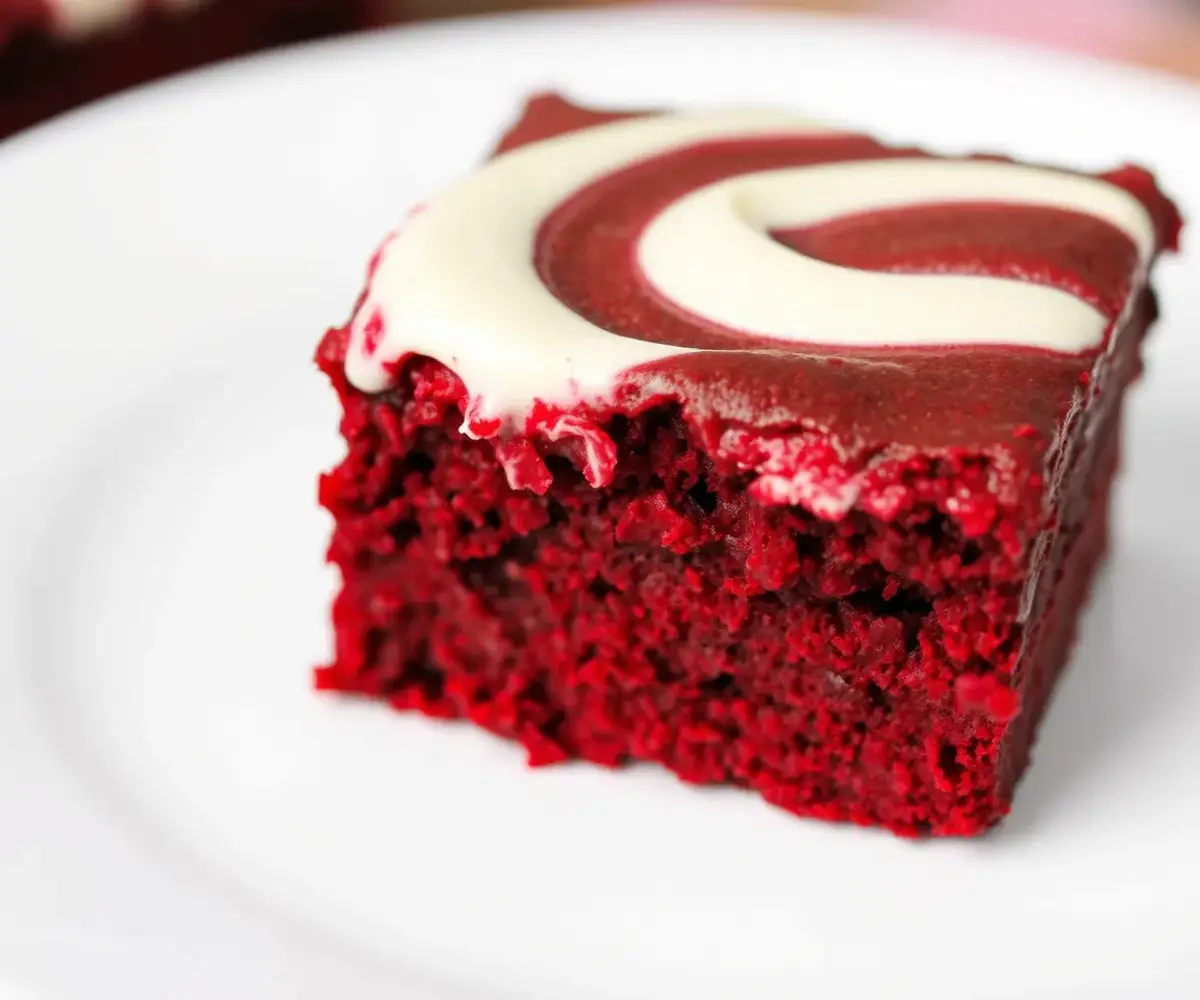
(496, 93, 1181, 465)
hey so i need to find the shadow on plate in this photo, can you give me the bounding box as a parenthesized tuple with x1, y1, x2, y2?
(1000, 419, 1200, 838)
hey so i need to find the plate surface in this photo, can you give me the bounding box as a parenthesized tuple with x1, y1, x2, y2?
(1, 8, 1199, 999)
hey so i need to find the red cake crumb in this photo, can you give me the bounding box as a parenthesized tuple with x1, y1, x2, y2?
(315, 95, 1181, 836)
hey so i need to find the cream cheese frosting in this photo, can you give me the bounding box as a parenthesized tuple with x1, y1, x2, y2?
(345, 109, 1158, 427)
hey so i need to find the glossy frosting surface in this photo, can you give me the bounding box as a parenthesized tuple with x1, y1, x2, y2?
(343, 95, 1180, 463)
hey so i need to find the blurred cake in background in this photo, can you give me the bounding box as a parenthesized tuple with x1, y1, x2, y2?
(0, 0, 385, 140)
(5, 0, 1198, 141)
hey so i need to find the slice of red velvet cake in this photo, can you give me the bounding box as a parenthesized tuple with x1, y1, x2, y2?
(0, 0, 382, 141)
(315, 93, 1181, 836)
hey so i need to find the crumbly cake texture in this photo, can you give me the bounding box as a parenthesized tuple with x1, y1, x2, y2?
(315, 94, 1181, 836)
(0, 0, 379, 140)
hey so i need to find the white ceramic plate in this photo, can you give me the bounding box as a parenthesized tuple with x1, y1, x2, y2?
(2, 7, 1198, 999)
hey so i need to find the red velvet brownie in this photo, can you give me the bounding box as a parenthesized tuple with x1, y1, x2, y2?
(315, 94, 1181, 836)
(0, 0, 382, 140)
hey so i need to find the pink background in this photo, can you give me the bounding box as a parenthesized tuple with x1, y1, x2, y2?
(395, 0, 1200, 79)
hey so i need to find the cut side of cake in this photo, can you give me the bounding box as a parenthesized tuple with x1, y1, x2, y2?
(315, 93, 1181, 836)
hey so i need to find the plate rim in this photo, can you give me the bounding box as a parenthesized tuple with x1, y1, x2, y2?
(1, 8, 1198, 1000)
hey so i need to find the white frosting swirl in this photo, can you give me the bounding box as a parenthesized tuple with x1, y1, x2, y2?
(640, 159, 1153, 350)
(346, 109, 1158, 423)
